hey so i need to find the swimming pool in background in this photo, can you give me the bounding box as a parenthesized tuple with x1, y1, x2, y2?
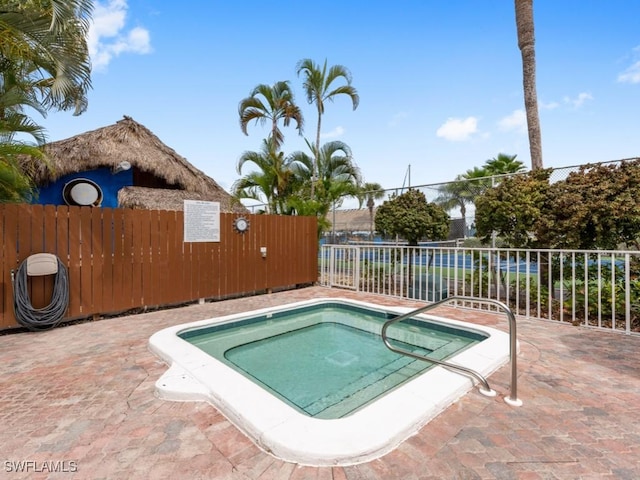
(149, 298, 510, 466)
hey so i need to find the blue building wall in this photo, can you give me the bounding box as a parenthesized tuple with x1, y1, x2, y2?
(34, 167, 133, 208)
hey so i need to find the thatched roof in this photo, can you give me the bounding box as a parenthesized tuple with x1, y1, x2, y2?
(118, 186, 246, 212)
(25, 115, 246, 213)
(328, 208, 375, 232)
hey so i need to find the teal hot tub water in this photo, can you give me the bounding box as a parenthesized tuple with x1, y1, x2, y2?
(150, 298, 510, 465)
(179, 303, 486, 419)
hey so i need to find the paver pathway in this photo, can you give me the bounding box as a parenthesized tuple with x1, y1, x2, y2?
(1, 287, 639, 479)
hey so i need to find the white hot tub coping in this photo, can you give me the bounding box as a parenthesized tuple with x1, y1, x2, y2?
(148, 297, 511, 466)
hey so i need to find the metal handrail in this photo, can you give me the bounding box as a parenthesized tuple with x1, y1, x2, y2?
(381, 295, 522, 406)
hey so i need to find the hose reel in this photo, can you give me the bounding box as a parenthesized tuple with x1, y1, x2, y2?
(11, 253, 70, 331)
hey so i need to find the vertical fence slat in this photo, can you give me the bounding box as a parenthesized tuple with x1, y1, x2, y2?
(183, 236, 195, 300)
(267, 215, 281, 290)
(56, 206, 70, 276)
(34, 205, 58, 312)
(100, 208, 114, 313)
(131, 210, 144, 307)
(1, 206, 19, 328)
(248, 213, 260, 292)
(309, 217, 319, 282)
(199, 238, 211, 298)
(90, 207, 104, 314)
(16, 204, 32, 265)
(29, 205, 48, 309)
(252, 214, 264, 291)
(227, 215, 240, 295)
(79, 207, 93, 315)
(0, 206, 7, 327)
(625, 253, 631, 334)
(211, 228, 222, 298)
(200, 241, 214, 299)
(157, 210, 172, 304)
(583, 253, 589, 328)
(193, 240, 205, 300)
(167, 210, 183, 304)
(176, 210, 188, 302)
(147, 210, 160, 306)
(122, 209, 135, 310)
(217, 212, 230, 297)
(67, 206, 81, 317)
(39, 210, 53, 309)
(139, 210, 152, 306)
(610, 253, 616, 330)
(111, 209, 125, 311)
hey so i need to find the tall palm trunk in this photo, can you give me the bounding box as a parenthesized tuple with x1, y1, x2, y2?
(367, 198, 375, 241)
(515, 0, 543, 170)
(311, 108, 322, 198)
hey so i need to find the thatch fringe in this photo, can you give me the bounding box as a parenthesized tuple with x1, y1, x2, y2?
(118, 186, 246, 212)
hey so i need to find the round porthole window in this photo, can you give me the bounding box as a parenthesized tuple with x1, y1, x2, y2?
(62, 178, 103, 207)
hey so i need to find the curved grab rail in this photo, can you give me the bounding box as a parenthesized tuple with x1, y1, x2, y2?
(381, 296, 521, 406)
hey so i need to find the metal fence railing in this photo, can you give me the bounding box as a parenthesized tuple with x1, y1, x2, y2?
(319, 244, 640, 336)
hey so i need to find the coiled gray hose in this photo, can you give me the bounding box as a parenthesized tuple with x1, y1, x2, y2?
(11, 257, 69, 331)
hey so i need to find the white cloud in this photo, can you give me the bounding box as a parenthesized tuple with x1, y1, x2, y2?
(618, 46, 640, 84)
(619, 64, 640, 83)
(435, 117, 478, 141)
(498, 109, 526, 133)
(540, 100, 559, 110)
(388, 111, 408, 127)
(563, 92, 593, 108)
(320, 126, 345, 139)
(88, 0, 152, 71)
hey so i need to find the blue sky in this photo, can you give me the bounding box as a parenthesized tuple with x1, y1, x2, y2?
(41, 0, 640, 202)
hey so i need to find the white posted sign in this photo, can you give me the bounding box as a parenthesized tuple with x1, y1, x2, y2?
(183, 200, 220, 242)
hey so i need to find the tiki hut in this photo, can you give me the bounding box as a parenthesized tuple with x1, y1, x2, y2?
(25, 116, 246, 213)
(323, 208, 378, 243)
(327, 208, 374, 234)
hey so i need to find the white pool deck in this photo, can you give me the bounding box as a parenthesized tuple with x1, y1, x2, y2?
(148, 297, 511, 466)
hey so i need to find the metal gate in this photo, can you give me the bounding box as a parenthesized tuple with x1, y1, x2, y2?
(321, 245, 359, 290)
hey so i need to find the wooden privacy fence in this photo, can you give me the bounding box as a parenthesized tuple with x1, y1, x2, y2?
(1, 204, 318, 330)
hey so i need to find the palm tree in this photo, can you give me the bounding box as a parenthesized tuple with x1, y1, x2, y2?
(358, 182, 385, 241)
(232, 137, 299, 214)
(296, 59, 359, 196)
(485, 153, 526, 175)
(0, 69, 48, 203)
(0, 0, 93, 201)
(288, 140, 362, 223)
(312, 140, 362, 213)
(0, 0, 93, 115)
(462, 166, 493, 193)
(434, 175, 471, 218)
(434, 166, 498, 238)
(0, 142, 44, 203)
(434, 175, 475, 238)
(515, 0, 543, 170)
(238, 81, 303, 150)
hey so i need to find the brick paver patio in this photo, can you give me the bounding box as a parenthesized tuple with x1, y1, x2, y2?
(1, 286, 639, 479)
